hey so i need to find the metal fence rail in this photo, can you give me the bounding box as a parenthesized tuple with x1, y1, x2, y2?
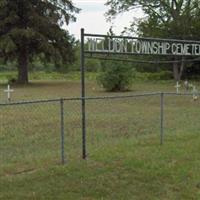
(0, 92, 199, 175)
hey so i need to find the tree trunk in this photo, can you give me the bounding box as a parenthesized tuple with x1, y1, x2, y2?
(173, 62, 180, 81)
(17, 47, 29, 84)
(173, 57, 185, 81)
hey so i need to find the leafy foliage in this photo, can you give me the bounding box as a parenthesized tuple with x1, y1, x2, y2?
(98, 61, 135, 91)
(106, 0, 200, 81)
(0, 0, 79, 83)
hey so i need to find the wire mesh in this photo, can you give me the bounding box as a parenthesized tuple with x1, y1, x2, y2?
(85, 95, 161, 156)
(0, 101, 60, 176)
(1, 92, 200, 174)
(163, 94, 200, 142)
(63, 99, 82, 161)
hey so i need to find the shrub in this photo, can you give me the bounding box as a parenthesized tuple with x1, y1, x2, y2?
(97, 61, 136, 92)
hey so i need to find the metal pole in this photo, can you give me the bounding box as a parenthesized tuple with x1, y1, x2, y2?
(160, 92, 164, 145)
(60, 98, 65, 164)
(81, 28, 87, 159)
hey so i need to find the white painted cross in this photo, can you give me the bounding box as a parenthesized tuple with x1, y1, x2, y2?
(4, 85, 14, 102)
(175, 81, 181, 93)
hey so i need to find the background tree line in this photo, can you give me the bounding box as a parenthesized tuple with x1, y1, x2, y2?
(106, 0, 200, 81)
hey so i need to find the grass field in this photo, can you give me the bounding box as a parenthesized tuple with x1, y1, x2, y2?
(0, 71, 188, 101)
(1, 73, 200, 199)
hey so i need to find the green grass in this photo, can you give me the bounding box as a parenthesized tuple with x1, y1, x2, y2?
(1, 72, 200, 199)
(0, 71, 194, 101)
(1, 134, 200, 199)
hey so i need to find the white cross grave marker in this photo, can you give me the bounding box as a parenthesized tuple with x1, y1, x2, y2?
(175, 81, 181, 93)
(4, 85, 14, 102)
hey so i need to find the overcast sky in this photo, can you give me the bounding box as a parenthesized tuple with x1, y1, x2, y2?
(68, 0, 143, 39)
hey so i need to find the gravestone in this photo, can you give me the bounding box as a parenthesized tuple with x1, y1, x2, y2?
(175, 82, 181, 93)
(4, 84, 14, 102)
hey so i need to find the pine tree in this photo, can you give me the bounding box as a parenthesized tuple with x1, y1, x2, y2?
(0, 0, 79, 83)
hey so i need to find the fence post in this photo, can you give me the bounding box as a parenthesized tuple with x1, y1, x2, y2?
(160, 92, 164, 145)
(80, 28, 87, 159)
(60, 98, 65, 164)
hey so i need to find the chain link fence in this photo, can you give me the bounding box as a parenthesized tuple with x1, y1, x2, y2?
(1, 92, 199, 175)
(163, 93, 200, 142)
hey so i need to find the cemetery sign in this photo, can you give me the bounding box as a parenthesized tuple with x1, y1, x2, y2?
(80, 29, 200, 160)
(85, 34, 200, 56)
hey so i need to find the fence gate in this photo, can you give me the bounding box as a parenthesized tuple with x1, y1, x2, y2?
(80, 28, 200, 159)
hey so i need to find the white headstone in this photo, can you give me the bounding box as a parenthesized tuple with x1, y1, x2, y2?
(4, 85, 14, 102)
(175, 81, 181, 93)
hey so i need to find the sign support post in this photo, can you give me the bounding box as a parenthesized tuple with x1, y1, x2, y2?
(81, 28, 87, 159)
(80, 30, 200, 157)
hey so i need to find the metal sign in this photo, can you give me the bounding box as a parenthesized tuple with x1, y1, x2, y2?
(80, 28, 200, 160)
(84, 34, 200, 56)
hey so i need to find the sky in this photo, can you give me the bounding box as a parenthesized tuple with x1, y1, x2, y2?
(68, 0, 144, 39)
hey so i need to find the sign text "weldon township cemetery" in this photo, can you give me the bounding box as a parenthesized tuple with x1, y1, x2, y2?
(86, 37, 200, 56)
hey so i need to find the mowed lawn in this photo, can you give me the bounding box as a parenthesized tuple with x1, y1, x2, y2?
(1, 74, 200, 199)
(0, 71, 183, 101)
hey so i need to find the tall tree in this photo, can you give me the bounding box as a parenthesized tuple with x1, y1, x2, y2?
(106, 0, 200, 81)
(0, 0, 79, 83)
